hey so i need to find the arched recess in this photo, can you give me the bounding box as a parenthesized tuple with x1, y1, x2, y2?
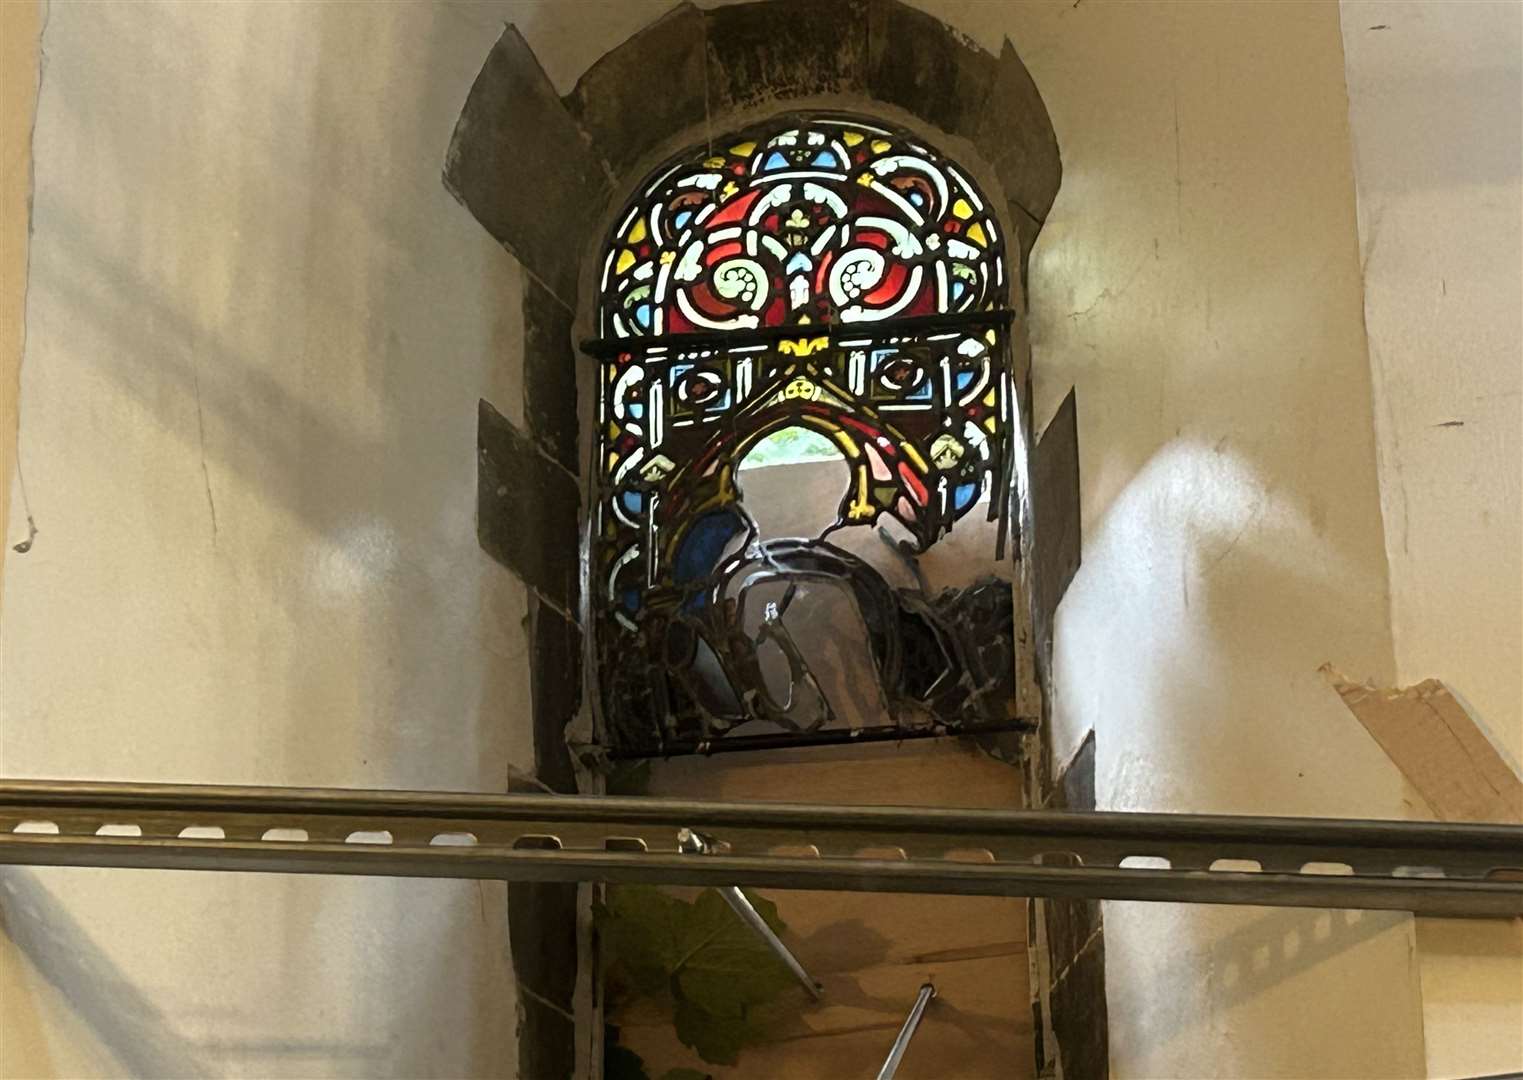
(445, 5, 1089, 1076)
(445, 0, 1074, 664)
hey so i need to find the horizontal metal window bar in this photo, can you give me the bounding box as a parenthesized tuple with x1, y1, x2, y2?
(605, 720, 1038, 760)
(578, 309, 1016, 358)
(0, 780, 1517, 917)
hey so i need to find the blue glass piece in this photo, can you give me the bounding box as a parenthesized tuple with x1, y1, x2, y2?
(673, 509, 746, 586)
(621, 491, 645, 515)
(635, 304, 652, 328)
(621, 588, 641, 612)
(785, 251, 812, 274)
(954, 483, 978, 511)
(906, 382, 933, 401)
(951, 280, 967, 302)
(810, 150, 839, 168)
(673, 210, 692, 230)
(628, 402, 645, 418)
(955, 370, 975, 390)
(763, 151, 789, 172)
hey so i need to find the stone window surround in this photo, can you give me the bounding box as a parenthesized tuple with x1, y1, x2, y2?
(444, 1, 1092, 1075)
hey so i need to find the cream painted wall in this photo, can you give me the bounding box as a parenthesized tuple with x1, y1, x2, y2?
(1341, 4, 1523, 1077)
(950, 3, 1424, 1076)
(0, 2, 577, 1076)
(1, 1, 1479, 1078)
(0, 0, 40, 617)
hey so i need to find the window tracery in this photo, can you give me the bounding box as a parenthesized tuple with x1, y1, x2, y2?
(587, 115, 1024, 757)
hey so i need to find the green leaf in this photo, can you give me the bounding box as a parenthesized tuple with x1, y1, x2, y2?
(674, 997, 749, 1066)
(600, 886, 803, 1067)
(673, 890, 797, 1015)
(596, 885, 690, 996)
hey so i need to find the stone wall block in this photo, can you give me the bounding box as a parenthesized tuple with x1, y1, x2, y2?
(864, 0, 996, 138)
(445, 25, 610, 307)
(1032, 387, 1081, 653)
(477, 399, 580, 611)
(523, 276, 580, 472)
(974, 40, 1063, 223)
(704, 0, 869, 113)
(530, 595, 582, 795)
(566, 3, 709, 181)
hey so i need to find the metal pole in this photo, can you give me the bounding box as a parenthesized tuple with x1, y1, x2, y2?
(877, 983, 936, 1080)
(1, 780, 1519, 917)
(679, 827, 824, 999)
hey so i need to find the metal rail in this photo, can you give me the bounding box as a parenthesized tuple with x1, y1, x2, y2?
(0, 780, 1518, 917)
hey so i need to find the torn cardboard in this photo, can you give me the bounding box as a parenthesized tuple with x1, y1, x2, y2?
(1321, 664, 1522, 824)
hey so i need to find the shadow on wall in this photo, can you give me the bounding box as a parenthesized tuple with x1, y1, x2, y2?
(1162, 903, 1407, 1013)
(15, 0, 530, 784)
(7, 2, 531, 1077)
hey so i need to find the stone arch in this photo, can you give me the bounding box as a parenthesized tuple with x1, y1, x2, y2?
(448, 6, 1087, 1078)
(445, 0, 1060, 316)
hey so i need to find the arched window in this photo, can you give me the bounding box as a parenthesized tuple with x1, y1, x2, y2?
(585, 113, 1024, 758)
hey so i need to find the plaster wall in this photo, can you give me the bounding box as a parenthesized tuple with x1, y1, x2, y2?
(0, 1, 1463, 1078)
(926, 2, 1426, 1076)
(1340, 4, 1523, 1076)
(0, 2, 608, 1075)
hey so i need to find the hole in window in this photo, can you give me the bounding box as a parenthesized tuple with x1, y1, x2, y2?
(739, 425, 844, 470)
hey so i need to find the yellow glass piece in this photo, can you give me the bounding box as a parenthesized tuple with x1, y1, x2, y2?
(848, 466, 875, 520)
(626, 218, 647, 244)
(783, 376, 820, 401)
(660, 250, 675, 264)
(606, 451, 618, 472)
(721, 180, 739, 199)
(842, 131, 864, 147)
(779, 335, 830, 357)
(703, 156, 726, 168)
(730, 141, 756, 156)
(966, 222, 988, 247)
(855, 173, 874, 187)
(830, 430, 860, 459)
(985, 329, 997, 344)
(615, 249, 636, 275)
(983, 415, 997, 433)
(901, 442, 929, 472)
(983, 389, 996, 407)
(952, 198, 974, 220)
(870, 139, 891, 153)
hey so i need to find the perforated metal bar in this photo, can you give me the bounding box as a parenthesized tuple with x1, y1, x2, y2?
(1, 780, 1518, 917)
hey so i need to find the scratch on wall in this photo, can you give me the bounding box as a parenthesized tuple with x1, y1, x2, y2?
(191, 370, 217, 545)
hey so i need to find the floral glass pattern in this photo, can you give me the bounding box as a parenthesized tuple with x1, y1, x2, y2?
(589, 115, 1024, 758)
(599, 118, 1005, 338)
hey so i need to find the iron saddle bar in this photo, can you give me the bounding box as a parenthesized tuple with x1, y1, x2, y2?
(0, 780, 1518, 917)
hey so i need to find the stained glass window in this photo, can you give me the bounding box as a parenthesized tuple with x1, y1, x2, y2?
(587, 115, 1024, 758)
